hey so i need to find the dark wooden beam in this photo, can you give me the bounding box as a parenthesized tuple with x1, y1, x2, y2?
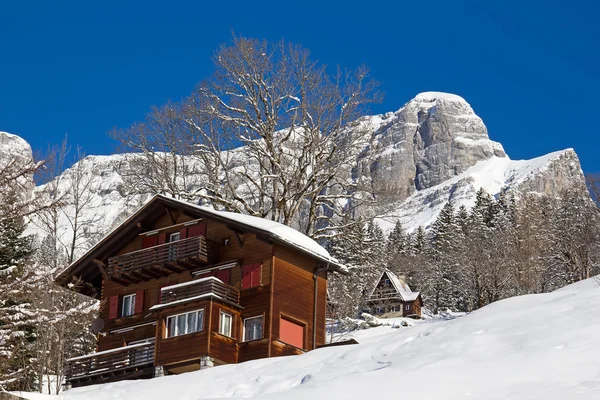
(162, 262, 187, 273)
(149, 266, 172, 278)
(129, 270, 154, 281)
(139, 268, 163, 279)
(93, 259, 109, 281)
(110, 275, 134, 286)
(233, 231, 244, 248)
(115, 273, 141, 285)
(175, 259, 195, 269)
(164, 207, 176, 224)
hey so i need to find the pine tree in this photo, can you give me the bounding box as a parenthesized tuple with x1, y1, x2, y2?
(0, 190, 36, 391)
(386, 221, 407, 259)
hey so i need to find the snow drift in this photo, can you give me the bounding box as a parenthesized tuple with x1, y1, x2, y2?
(15, 277, 600, 400)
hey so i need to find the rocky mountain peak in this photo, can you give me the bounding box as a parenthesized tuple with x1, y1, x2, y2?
(360, 92, 507, 201)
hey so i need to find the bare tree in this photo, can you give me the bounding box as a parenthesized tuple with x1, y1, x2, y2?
(113, 35, 382, 239)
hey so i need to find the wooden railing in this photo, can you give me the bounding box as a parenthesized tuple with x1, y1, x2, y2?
(369, 288, 402, 302)
(107, 236, 210, 277)
(66, 342, 154, 380)
(160, 277, 240, 306)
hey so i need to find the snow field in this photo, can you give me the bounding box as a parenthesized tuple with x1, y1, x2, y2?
(15, 277, 600, 400)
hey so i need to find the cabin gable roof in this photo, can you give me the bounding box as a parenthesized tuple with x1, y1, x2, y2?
(56, 195, 347, 297)
(369, 269, 421, 302)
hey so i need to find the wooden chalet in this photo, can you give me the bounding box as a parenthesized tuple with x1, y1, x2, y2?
(366, 270, 422, 318)
(56, 195, 347, 388)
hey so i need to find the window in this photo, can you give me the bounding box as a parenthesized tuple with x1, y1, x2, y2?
(169, 232, 181, 242)
(122, 294, 136, 317)
(392, 305, 401, 312)
(374, 306, 383, 314)
(279, 317, 304, 349)
(243, 316, 264, 341)
(405, 305, 411, 311)
(219, 312, 233, 337)
(166, 309, 204, 338)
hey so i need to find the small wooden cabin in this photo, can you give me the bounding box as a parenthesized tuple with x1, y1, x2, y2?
(366, 270, 422, 318)
(56, 195, 347, 388)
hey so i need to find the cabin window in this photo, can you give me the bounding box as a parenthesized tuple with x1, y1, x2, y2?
(405, 305, 411, 311)
(169, 232, 181, 242)
(166, 309, 204, 338)
(392, 305, 401, 312)
(243, 316, 264, 342)
(219, 311, 233, 337)
(279, 317, 304, 349)
(374, 307, 383, 314)
(121, 294, 136, 317)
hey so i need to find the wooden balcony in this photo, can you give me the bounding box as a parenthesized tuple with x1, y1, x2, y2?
(154, 277, 241, 309)
(66, 342, 155, 388)
(106, 236, 216, 284)
(368, 288, 402, 302)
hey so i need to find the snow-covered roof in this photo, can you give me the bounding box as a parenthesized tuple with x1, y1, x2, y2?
(371, 269, 421, 302)
(184, 201, 344, 271)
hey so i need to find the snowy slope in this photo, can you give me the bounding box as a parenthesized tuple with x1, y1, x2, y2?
(14, 277, 600, 400)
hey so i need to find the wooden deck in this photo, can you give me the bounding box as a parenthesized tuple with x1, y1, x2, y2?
(106, 236, 216, 284)
(160, 277, 241, 307)
(66, 343, 155, 388)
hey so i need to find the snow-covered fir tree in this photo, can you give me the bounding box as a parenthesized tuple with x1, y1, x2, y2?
(0, 190, 36, 391)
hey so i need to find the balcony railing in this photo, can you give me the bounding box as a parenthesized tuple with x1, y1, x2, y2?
(107, 236, 215, 283)
(66, 342, 154, 383)
(368, 288, 402, 302)
(156, 277, 240, 308)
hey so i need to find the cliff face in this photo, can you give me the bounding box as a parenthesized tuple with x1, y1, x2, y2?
(357, 92, 507, 202)
(0, 131, 36, 195)
(5, 91, 589, 255)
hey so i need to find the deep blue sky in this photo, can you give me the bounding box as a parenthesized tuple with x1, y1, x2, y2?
(2, 1, 599, 172)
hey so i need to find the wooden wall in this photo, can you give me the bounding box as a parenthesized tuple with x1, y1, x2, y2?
(94, 206, 331, 371)
(238, 284, 271, 362)
(270, 245, 327, 356)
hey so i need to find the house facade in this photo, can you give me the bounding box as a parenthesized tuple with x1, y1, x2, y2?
(366, 270, 422, 318)
(56, 195, 346, 388)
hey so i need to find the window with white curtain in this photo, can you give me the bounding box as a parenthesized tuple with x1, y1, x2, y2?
(166, 309, 204, 338)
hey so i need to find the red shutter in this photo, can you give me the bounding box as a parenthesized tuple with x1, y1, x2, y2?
(241, 264, 252, 289)
(242, 263, 261, 289)
(158, 233, 167, 244)
(215, 269, 231, 285)
(251, 264, 261, 287)
(280, 318, 304, 349)
(187, 222, 206, 237)
(141, 235, 158, 249)
(179, 227, 188, 239)
(108, 295, 119, 320)
(135, 290, 144, 314)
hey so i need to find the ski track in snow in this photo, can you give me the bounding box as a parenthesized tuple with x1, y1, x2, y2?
(14, 277, 600, 400)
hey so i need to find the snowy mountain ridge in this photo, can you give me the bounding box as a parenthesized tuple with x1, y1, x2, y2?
(3, 91, 588, 254)
(376, 148, 583, 231)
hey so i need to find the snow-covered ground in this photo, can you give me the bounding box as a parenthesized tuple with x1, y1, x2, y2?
(14, 277, 600, 400)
